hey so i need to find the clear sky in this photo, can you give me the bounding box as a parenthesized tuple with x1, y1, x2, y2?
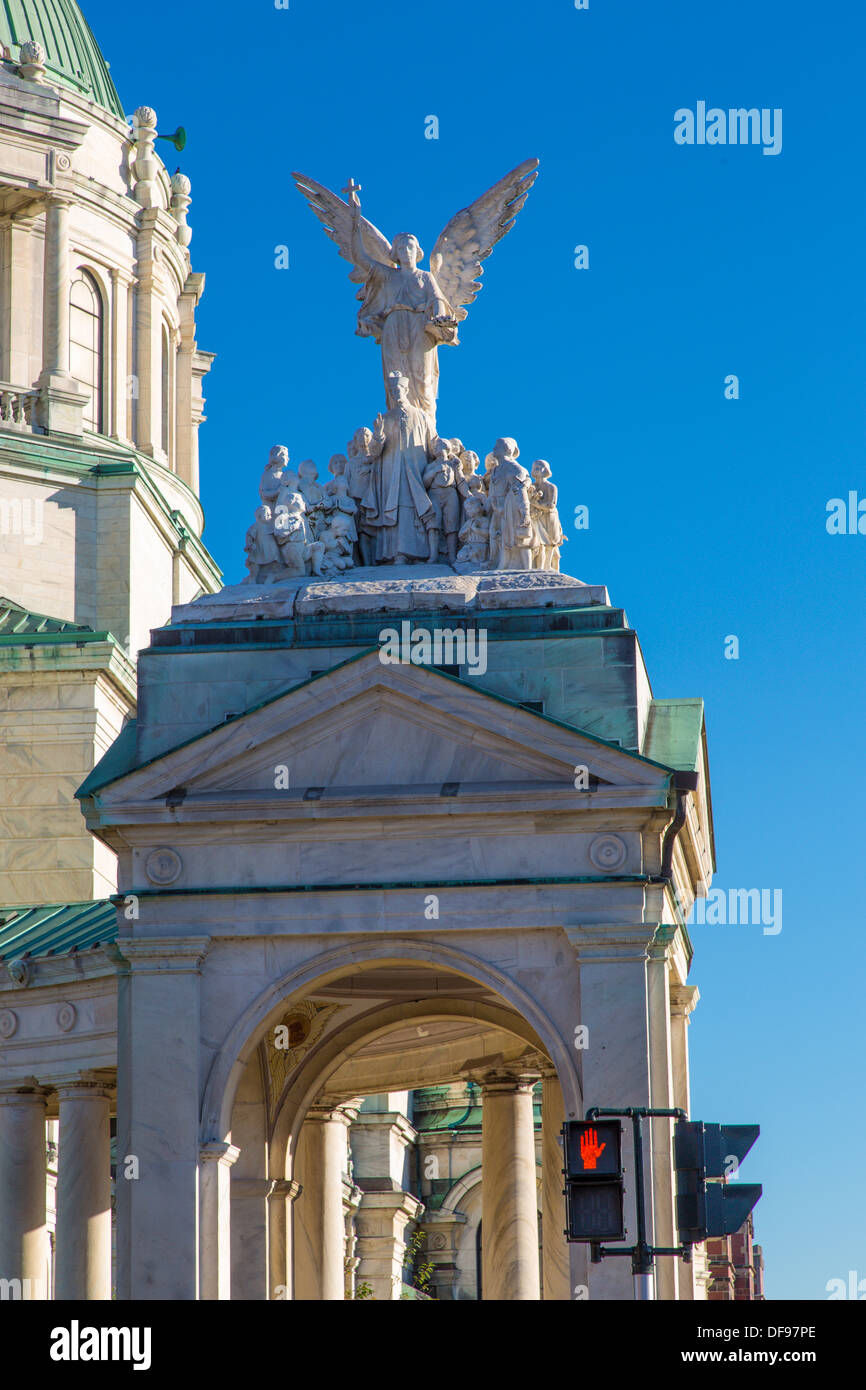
(88, 0, 866, 1300)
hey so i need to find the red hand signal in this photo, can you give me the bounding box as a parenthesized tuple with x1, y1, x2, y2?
(580, 1127, 606, 1170)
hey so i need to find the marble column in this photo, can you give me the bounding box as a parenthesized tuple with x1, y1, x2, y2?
(199, 1141, 240, 1300)
(42, 195, 71, 377)
(268, 1177, 302, 1299)
(0, 1084, 48, 1298)
(0, 213, 35, 386)
(54, 1079, 112, 1301)
(294, 1106, 351, 1300)
(541, 1073, 571, 1300)
(480, 1069, 541, 1301)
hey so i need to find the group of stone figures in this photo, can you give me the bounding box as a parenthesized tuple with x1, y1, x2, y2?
(244, 380, 565, 583)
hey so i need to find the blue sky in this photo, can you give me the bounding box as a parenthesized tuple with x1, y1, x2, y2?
(89, 0, 866, 1299)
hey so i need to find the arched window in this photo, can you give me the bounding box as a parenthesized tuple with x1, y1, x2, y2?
(69, 270, 104, 432)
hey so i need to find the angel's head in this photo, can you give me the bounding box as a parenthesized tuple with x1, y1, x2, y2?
(390, 233, 423, 270)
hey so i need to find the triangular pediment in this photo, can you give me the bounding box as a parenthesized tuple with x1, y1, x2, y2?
(94, 652, 672, 807)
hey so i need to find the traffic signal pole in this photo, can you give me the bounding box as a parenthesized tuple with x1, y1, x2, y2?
(585, 1106, 688, 1300)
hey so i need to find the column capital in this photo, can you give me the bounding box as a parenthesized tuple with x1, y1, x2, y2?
(270, 1177, 302, 1202)
(669, 983, 700, 1017)
(0, 1080, 50, 1105)
(115, 935, 211, 974)
(305, 1102, 357, 1129)
(477, 1068, 541, 1096)
(199, 1141, 241, 1169)
(52, 1078, 114, 1103)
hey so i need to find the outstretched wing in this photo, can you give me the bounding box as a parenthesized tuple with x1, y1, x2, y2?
(291, 171, 394, 282)
(429, 158, 539, 320)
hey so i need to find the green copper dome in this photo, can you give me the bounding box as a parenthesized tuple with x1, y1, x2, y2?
(1, 0, 124, 118)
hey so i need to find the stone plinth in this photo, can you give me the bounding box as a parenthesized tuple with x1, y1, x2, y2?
(169, 566, 609, 625)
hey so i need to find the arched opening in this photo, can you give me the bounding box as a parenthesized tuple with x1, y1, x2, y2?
(69, 269, 104, 432)
(217, 956, 575, 1302)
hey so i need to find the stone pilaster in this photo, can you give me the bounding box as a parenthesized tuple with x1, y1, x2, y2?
(0, 213, 36, 386)
(175, 273, 203, 492)
(268, 1177, 301, 1299)
(670, 983, 700, 1300)
(114, 935, 210, 1300)
(54, 1077, 113, 1300)
(109, 267, 133, 442)
(480, 1068, 542, 1301)
(354, 1189, 424, 1299)
(199, 1141, 240, 1300)
(37, 194, 85, 436)
(0, 1083, 49, 1298)
(541, 1073, 571, 1300)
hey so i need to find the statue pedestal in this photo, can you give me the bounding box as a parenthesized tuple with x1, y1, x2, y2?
(171, 567, 609, 626)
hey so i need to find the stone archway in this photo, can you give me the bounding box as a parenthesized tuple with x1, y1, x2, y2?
(216, 954, 577, 1301)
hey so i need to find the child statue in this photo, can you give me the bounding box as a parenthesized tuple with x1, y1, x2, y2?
(422, 439, 461, 565)
(260, 445, 297, 506)
(529, 459, 565, 571)
(345, 428, 376, 566)
(455, 495, 490, 568)
(273, 493, 324, 577)
(243, 504, 283, 584)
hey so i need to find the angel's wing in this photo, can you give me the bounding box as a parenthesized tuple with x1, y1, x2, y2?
(429, 158, 539, 320)
(291, 171, 394, 282)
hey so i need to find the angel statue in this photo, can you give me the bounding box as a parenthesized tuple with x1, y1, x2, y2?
(292, 160, 539, 427)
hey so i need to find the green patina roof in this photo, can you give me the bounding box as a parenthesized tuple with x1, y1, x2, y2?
(0, 0, 124, 117)
(0, 595, 95, 637)
(0, 899, 117, 959)
(643, 697, 705, 771)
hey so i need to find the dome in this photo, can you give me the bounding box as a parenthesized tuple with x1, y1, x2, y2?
(0, 0, 124, 118)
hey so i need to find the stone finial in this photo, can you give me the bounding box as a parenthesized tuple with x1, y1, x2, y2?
(18, 39, 46, 82)
(170, 169, 192, 247)
(131, 106, 159, 208)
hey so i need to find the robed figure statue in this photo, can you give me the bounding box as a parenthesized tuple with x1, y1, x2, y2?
(362, 372, 438, 564)
(292, 161, 539, 427)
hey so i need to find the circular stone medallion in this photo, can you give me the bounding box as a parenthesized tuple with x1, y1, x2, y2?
(145, 848, 182, 885)
(56, 1002, 77, 1033)
(589, 834, 628, 873)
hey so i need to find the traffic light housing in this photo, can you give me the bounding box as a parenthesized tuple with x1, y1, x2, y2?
(674, 1121, 762, 1243)
(562, 1120, 625, 1241)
